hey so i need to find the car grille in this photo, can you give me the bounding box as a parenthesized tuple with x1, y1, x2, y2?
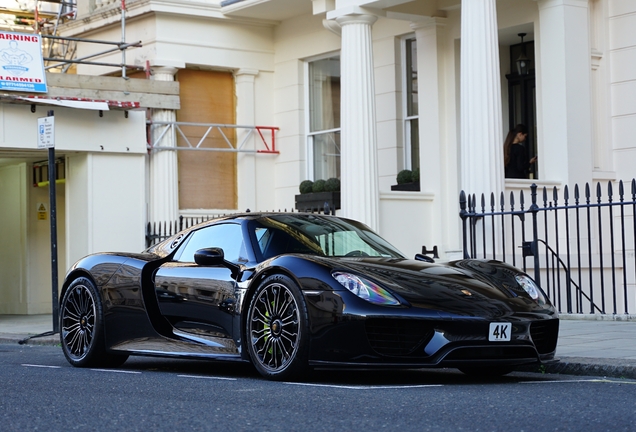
(365, 319, 434, 357)
(530, 319, 559, 354)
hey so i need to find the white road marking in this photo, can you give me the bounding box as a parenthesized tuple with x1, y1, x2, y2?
(22, 364, 61, 369)
(284, 382, 443, 390)
(90, 369, 142, 374)
(178, 374, 237, 381)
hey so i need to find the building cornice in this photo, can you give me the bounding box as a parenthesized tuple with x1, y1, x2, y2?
(60, 0, 278, 37)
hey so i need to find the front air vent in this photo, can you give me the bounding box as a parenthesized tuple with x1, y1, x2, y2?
(530, 319, 559, 354)
(365, 319, 434, 357)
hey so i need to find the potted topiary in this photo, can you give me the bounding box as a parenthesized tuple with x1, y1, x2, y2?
(391, 168, 421, 191)
(295, 177, 341, 212)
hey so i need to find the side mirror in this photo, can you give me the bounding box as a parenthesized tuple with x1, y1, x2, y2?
(194, 247, 225, 266)
(414, 253, 435, 263)
(194, 247, 241, 278)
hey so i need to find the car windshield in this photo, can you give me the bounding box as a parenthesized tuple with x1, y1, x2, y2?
(251, 214, 406, 260)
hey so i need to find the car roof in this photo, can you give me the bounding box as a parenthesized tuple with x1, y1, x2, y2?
(146, 212, 342, 256)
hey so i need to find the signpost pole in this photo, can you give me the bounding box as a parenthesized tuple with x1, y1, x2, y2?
(46, 110, 60, 333)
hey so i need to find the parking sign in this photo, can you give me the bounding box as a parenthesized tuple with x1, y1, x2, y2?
(37, 115, 55, 149)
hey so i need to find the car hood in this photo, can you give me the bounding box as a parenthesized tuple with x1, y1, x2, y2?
(318, 256, 553, 318)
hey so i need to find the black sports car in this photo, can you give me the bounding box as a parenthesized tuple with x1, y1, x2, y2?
(60, 212, 559, 380)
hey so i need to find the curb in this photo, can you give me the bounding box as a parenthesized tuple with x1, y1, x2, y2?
(517, 356, 636, 380)
(559, 313, 636, 322)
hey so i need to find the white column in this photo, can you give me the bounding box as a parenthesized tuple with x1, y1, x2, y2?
(412, 17, 447, 245)
(459, 0, 504, 198)
(336, 13, 380, 231)
(149, 66, 179, 222)
(537, 0, 593, 186)
(235, 68, 259, 212)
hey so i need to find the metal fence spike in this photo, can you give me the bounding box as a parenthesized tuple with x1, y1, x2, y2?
(574, 184, 580, 203)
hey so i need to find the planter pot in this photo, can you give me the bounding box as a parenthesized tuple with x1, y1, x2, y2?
(390, 181, 420, 191)
(295, 191, 341, 212)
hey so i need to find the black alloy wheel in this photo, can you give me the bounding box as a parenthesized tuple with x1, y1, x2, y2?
(60, 277, 128, 368)
(247, 274, 310, 380)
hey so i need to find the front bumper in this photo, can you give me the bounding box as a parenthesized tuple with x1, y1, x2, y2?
(304, 291, 559, 368)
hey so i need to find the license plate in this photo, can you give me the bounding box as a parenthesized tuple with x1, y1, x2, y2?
(489, 322, 511, 341)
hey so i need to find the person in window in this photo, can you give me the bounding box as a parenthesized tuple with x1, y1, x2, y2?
(504, 124, 537, 179)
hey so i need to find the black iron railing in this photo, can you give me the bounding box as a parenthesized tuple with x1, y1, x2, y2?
(460, 181, 636, 315)
(146, 215, 215, 248)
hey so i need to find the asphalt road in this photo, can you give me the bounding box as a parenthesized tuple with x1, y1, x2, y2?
(2, 344, 635, 432)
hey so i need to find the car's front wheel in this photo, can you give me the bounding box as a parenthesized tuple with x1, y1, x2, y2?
(60, 277, 128, 368)
(246, 274, 310, 381)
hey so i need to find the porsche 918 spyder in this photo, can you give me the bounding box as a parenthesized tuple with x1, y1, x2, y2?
(60, 213, 559, 380)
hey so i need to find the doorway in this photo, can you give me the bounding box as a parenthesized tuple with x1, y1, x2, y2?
(506, 40, 538, 179)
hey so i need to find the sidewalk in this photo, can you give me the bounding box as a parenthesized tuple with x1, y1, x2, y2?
(1, 314, 635, 379)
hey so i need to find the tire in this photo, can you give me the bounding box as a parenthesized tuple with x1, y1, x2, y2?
(246, 274, 310, 381)
(458, 366, 514, 377)
(60, 277, 128, 368)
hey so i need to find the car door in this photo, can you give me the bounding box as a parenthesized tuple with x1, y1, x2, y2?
(154, 223, 247, 343)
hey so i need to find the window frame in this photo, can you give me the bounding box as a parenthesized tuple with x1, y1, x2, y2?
(304, 52, 341, 181)
(401, 36, 419, 172)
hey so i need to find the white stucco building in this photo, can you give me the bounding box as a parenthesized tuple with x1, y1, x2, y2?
(1, 0, 635, 315)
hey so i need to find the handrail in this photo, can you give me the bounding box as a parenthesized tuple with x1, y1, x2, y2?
(536, 239, 603, 314)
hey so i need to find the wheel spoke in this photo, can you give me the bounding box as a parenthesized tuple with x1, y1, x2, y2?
(277, 296, 293, 318)
(67, 328, 83, 354)
(258, 295, 273, 320)
(85, 307, 95, 321)
(251, 326, 267, 336)
(281, 329, 297, 340)
(81, 330, 90, 353)
(252, 307, 269, 322)
(84, 323, 94, 339)
(62, 323, 81, 334)
(272, 286, 281, 316)
(63, 306, 81, 320)
(260, 336, 273, 360)
(275, 338, 292, 363)
(280, 315, 297, 325)
(68, 294, 82, 316)
(77, 288, 88, 314)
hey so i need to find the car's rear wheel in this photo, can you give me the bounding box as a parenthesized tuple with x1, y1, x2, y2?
(458, 366, 514, 377)
(246, 274, 310, 381)
(60, 277, 128, 368)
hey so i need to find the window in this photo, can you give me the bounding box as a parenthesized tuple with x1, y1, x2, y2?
(177, 223, 247, 263)
(404, 38, 419, 171)
(177, 70, 236, 210)
(249, 215, 405, 260)
(307, 56, 341, 180)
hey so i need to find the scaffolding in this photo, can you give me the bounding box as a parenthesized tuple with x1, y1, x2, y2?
(0, 0, 141, 76)
(148, 121, 280, 154)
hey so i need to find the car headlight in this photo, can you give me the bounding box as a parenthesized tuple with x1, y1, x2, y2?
(515, 274, 545, 304)
(332, 272, 400, 306)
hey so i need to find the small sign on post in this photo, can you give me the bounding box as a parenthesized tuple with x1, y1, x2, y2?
(37, 116, 55, 149)
(39, 110, 59, 334)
